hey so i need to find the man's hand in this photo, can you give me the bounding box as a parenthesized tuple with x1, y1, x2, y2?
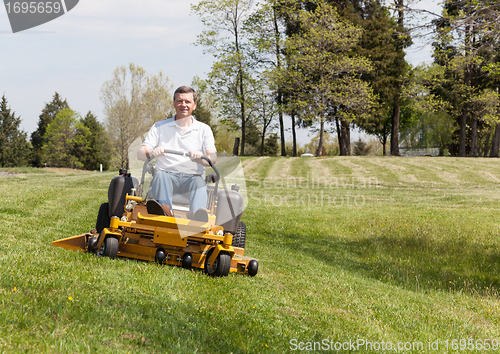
(189, 150, 216, 167)
(152, 146, 166, 158)
(189, 150, 204, 160)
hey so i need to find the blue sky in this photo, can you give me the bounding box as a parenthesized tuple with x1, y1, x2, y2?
(0, 0, 442, 144)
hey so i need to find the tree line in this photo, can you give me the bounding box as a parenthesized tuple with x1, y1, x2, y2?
(0, 93, 112, 169)
(191, 0, 500, 157)
(0, 61, 280, 170)
(3, 0, 500, 167)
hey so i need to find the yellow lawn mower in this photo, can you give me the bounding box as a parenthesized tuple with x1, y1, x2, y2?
(52, 149, 258, 277)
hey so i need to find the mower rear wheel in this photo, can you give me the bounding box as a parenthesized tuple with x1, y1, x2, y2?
(102, 236, 119, 258)
(204, 248, 231, 277)
(232, 221, 246, 249)
(96, 203, 110, 234)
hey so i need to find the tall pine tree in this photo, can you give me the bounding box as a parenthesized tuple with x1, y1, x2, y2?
(0, 95, 30, 167)
(31, 92, 69, 166)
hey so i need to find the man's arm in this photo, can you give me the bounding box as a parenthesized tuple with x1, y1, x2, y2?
(137, 145, 151, 161)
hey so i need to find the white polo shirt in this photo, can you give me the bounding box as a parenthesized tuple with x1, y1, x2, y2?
(142, 116, 216, 175)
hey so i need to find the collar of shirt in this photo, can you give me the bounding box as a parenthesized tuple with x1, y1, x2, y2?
(168, 115, 199, 133)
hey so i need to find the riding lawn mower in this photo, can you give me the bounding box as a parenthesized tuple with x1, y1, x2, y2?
(52, 150, 258, 277)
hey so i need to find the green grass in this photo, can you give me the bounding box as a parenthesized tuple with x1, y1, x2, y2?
(2, 158, 500, 353)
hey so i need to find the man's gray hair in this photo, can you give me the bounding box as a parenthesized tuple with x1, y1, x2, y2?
(174, 86, 197, 104)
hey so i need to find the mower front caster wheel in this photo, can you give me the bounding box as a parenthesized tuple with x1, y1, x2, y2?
(102, 236, 119, 259)
(204, 248, 230, 277)
(87, 236, 97, 253)
(247, 259, 258, 276)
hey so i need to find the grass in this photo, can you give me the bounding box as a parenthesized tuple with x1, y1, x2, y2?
(1, 157, 500, 353)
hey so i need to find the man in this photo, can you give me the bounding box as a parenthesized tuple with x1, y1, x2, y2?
(137, 86, 217, 221)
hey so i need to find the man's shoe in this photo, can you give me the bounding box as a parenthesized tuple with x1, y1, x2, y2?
(146, 200, 174, 217)
(187, 208, 209, 222)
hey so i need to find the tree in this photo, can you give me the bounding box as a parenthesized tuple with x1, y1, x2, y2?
(245, 0, 288, 156)
(388, 0, 412, 156)
(352, 137, 372, 156)
(349, 0, 409, 156)
(263, 133, 279, 156)
(100, 63, 174, 169)
(276, 1, 374, 156)
(0, 95, 30, 167)
(75, 112, 112, 171)
(30, 92, 69, 166)
(41, 108, 82, 168)
(191, 75, 219, 134)
(246, 77, 278, 156)
(192, 0, 255, 155)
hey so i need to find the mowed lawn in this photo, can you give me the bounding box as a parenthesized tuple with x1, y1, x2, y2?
(1, 157, 500, 353)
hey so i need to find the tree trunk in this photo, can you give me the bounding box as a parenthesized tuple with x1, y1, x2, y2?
(490, 123, 500, 157)
(390, 100, 400, 156)
(458, 111, 467, 157)
(278, 102, 285, 157)
(273, 8, 286, 157)
(239, 83, 246, 156)
(260, 126, 267, 156)
(438, 136, 445, 156)
(316, 118, 325, 157)
(341, 119, 351, 156)
(380, 136, 387, 156)
(470, 117, 478, 157)
(291, 111, 297, 156)
(232, 137, 240, 156)
(335, 117, 344, 155)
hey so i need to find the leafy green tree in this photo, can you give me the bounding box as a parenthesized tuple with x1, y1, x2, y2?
(0, 95, 30, 167)
(247, 77, 278, 156)
(31, 92, 69, 166)
(192, 0, 255, 155)
(263, 133, 279, 156)
(350, 0, 410, 156)
(428, 0, 500, 157)
(352, 138, 372, 156)
(41, 108, 82, 168)
(245, 0, 288, 156)
(75, 112, 112, 171)
(276, 1, 374, 156)
(387, 0, 412, 156)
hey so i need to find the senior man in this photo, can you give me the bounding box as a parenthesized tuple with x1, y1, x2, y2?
(137, 86, 217, 221)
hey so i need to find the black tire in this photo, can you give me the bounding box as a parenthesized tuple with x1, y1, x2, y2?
(247, 260, 258, 276)
(96, 203, 110, 234)
(204, 248, 231, 277)
(232, 221, 246, 249)
(182, 253, 193, 269)
(102, 236, 119, 258)
(87, 236, 97, 253)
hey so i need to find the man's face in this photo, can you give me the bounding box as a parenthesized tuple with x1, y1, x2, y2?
(174, 92, 197, 119)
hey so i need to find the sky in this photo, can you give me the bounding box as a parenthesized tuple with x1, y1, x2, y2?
(0, 0, 443, 146)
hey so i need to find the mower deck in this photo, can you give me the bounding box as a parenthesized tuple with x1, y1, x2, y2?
(53, 203, 257, 276)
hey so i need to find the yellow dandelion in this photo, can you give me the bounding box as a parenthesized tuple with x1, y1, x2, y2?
(13, 287, 17, 291)
(68, 296, 73, 301)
